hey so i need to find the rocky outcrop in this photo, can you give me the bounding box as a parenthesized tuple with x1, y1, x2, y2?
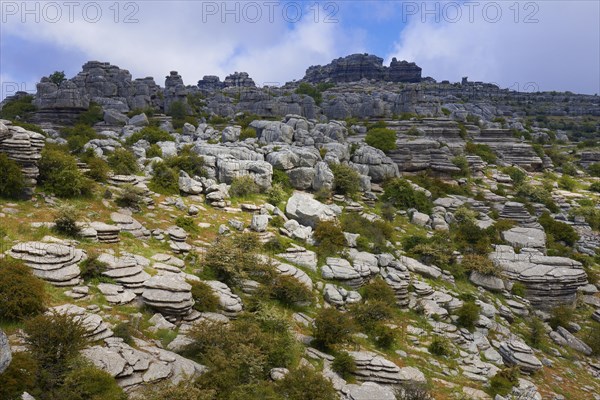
(83, 337, 205, 391)
(502, 227, 546, 250)
(549, 326, 593, 355)
(302, 54, 421, 83)
(204, 280, 243, 317)
(142, 274, 194, 316)
(321, 256, 378, 289)
(0, 329, 11, 374)
(51, 304, 113, 341)
(490, 245, 588, 309)
(0, 120, 45, 198)
(164, 71, 188, 113)
(8, 240, 85, 286)
(97, 252, 151, 290)
(348, 351, 426, 384)
(498, 340, 542, 373)
(224, 72, 256, 88)
(286, 192, 339, 228)
(499, 202, 541, 229)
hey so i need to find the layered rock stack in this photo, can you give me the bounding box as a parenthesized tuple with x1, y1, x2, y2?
(321, 256, 378, 289)
(498, 340, 543, 373)
(0, 120, 45, 198)
(90, 222, 121, 243)
(97, 253, 151, 291)
(499, 202, 541, 228)
(51, 304, 113, 341)
(167, 226, 192, 254)
(111, 212, 150, 238)
(8, 241, 86, 286)
(490, 245, 588, 309)
(348, 351, 426, 385)
(142, 275, 194, 316)
(204, 280, 244, 317)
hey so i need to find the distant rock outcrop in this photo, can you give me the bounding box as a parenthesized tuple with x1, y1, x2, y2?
(302, 54, 422, 83)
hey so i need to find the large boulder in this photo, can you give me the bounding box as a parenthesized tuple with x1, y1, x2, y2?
(216, 155, 273, 190)
(285, 192, 338, 228)
(502, 227, 546, 249)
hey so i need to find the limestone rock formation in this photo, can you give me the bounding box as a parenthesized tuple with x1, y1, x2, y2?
(97, 252, 151, 290)
(286, 192, 339, 228)
(142, 274, 194, 316)
(0, 120, 45, 198)
(8, 240, 86, 286)
(498, 340, 543, 373)
(0, 328, 11, 374)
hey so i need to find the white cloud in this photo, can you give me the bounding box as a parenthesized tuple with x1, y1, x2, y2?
(387, 1, 600, 94)
(2, 1, 363, 87)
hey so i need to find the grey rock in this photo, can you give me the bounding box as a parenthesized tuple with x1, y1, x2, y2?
(0, 329, 11, 374)
(250, 214, 269, 232)
(503, 227, 546, 249)
(128, 113, 149, 126)
(286, 192, 338, 228)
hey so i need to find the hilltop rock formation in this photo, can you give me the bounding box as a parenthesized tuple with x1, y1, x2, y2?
(302, 54, 422, 83)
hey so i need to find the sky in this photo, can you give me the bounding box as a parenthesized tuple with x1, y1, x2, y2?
(1, 0, 599, 100)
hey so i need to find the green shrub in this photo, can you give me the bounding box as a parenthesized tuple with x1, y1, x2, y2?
(548, 305, 573, 330)
(77, 102, 104, 126)
(240, 127, 257, 140)
(382, 178, 432, 213)
(0, 259, 46, 321)
(107, 148, 139, 175)
(403, 233, 454, 267)
(488, 367, 519, 397)
(272, 169, 292, 189)
(456, 302, 480, 331)
(230, 175, 260, 198)
(137, 381, 214, 400)
(584, 324, 600, 356)
(361, 278, 396, 304)
(276, 366, 338, 400)
(515, 183, 558, 212)
(39, 148, 93, 197)
(527, 317, 546, 349)
(503, 166, 527, 185)
(269, 275, 313, 306)
(588, 163, 600, 177)
(558, 174, 577, 191)
(149, 161, 179, 195)
(0, 95, 36, 120)
(451, 156, 469, 176)
(332, 351, 356, 380)
(407, 173, 471, 199)
(266, 183, 288, 205)
(539, 212, 579, 246)
(84, 156, 109, 182)
(12, 121, 45, 135)
(589, 182, 600, 193)
(62, 124, 98, 153)
(428, 336, 452, 357)
(313, 307, 354, 350)
(406, 126, 421, 136)
(313, 220, 347, 259)
(511, 282, 527, 297)
(381, 202, 396, 222)
(146, 143, 163, 158)
(451, 220, 492, 255)
(294, 82, 333, 106)
(461, 254, 501, 276)
(465, 142, 496, 163)
(373, 324, 395, 349)
(331, 163, 361, 197)
(165, 145, 207, 177)
(126, 126, 174, 145)
(365, 128, 397, 153)
(395, 383, 433, 400)
(175, 216, 199, 234)
(53, 204, 81, 237)
(115, 184, 145, 210)
(55, 361, 127, 400)
(350, 300, 395, 331)
(190, 281, 220, 312)
(0, 153, 26, 198)
(571, 206, 600, 231)
(314, 187, 332, 202)
(0, 352, 38, 400)
(80, 253, 108, 281)
(112, 322, 134, 346)
(24, 312, 88, 393)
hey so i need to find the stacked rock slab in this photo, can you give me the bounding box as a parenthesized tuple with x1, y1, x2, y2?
(90, 222, 121, 243)
(51, 304, 113, 341)
(321, 257, 377, 289)
(0, 120, 45, 198)
(167, 226, 192, 254)
(499, 202, 542, 229)
(204, 280, 244, 317)
(142, 274, 194, 316)
(349, 351, 426, 385)
(97, 253, 151, 291)
(490, 246, 587, 309)
(83, 337, 206, 391)
(8, 241, 85, 286)
(498, 340, 543, 373)
(111, 212, 150, 238)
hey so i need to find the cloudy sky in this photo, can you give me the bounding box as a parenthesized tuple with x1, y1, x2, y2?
(1, 1, 599, 100)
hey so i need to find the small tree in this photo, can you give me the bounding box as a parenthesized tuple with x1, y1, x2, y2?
(190, 281, 220, 312)
(313, 307, 354, 350)
(330, 163, 361, 197)
(48, 71, 66, 85)
(149, 161, 179, 194)
(313, 221, 347, 259)
(53, 204, 81, 237)
(275, 366, 338, 400)
(107, 148, 139, 175)
(456, 302, 480, 331)
(332, 351, 356, 380)
(229, 175, 260, 198)
(365, 128, 397, 153)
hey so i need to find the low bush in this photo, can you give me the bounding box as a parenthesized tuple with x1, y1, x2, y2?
(115, 184, 145, 210)
(39, 148, 93, 197)
(451, 155, 469, 176)
(272, 169, 292, 189)
(312, 307, 354, 350)
(61, 124, 98, 153)
(365, 128, 397, 152)
(112, 322, 134, 346)
(456, 302, 480, 331)
(539, 212, 579, 246)
(373, 325, 395, 349)
(0, 258, 46, 321)
(350, 300, 395, 332)
(269, 275, 313, 306)
(84, 156, 110, 182)
(53, 204, 81, 237)
(407, 173, 471, 199)
(382, 178, 433, 213)
(381, 202, 396, 221)
(0, 94, 36, 120)
(137, 381, 214, 400)
(266, 183, 288, 205)
(332, 351, 356, 380)
(240, 127, 257, 140)
(77, 102, 103, 126)
(0, 153, 26, 198)
(589, 182, 600, 193)
(331, 163, 361, 197)
(465, 142, 496, 163)
(527, 317, 546, 349)
(395, 383, 433, 400)
(548, 305, 573, 330)
(361, 278, 396, 304)
(313, 220, 347, 259)
(190, 281, 220, 312)
(146, 143, 163, 158)
(126, 126, 173, 145)
(230, 175, 260, 198)
(585, 324, 600, 356)
(488, 367, 519, 397)
(511, 282, 527, 297)
(149, 161, 179, 194)
(175, 216, 199, 234)
(0, 352, 38, 400)
(55, 361, 127, 400)
(275, 366, 338, 400)
(428, 335, 452, 356)
(461, 254, 501, 276)
(165, 145, 207, 177)
(79, 253, 108, 281)
(107, 148, 139, 175)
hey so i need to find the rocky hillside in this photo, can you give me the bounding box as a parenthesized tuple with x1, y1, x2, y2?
(0, 55, 599, 400)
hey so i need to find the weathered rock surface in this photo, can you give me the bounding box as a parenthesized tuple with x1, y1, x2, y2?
(8, 241, 86, 286)
(204, 280, 243, 317)
(498, 340, 543, 373)
(50, 304, 113, 341)
(491, 245, 587, 309)
(549, 326, 593, 355)
(286, 192, 339, 228)
(502, 227, 546, 250)
(142, 274, 194, 316)
(97, 252, 151, 289)
(349, 351, 426, 384)
(0, 329, 11, 374)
